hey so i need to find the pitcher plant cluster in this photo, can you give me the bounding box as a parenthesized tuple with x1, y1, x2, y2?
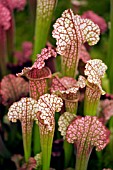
(0, 0, 113, 170)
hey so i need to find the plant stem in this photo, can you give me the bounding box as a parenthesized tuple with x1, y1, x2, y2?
(64, 140, 73, 168)
(65, 99, 78, 114)
(33, 123, 41, 155)
(22, 122, 33, 162)
(40, 126, 54, 170)
(96, 151, 102, 170)
(107, 0, 113, 93)
(84, 85, 100, 116)
(33, 0, 57, 61)
(84, 96, 99, 116)
(75, 153, 90, 170)
(61, 55, 79, 78)
(63, 99, 78, 168)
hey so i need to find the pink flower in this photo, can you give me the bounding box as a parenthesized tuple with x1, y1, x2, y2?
(82, 10, 107, 34)
(22, 42, 33, 59)
(105, 93, 113, 100)
(0, 0, 12, 10)
(12, 0, 26, 11)
(1, 74, 29, 106)
(11, 154, 23, 169)
(20, 157, 37, 170)
(100, 99, 113, 121)
(14, 41, 33, 65)
(0, 2, 11, 76)
(0, 3, 11, 30)
(1, 0, 26, 11)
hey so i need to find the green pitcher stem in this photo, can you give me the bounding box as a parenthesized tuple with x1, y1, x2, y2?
(22, 122, 33, 162)
(61, 55, 79, 78)
(107, 0, 113, 93)
(65, 100, 78, 114)
(33, 0, 57, 61)
(84, 86, 101, 116)
(64, 100, 78, 168)
(75, 152, 90, 170)
(63, 140, 73, 168)
(84, 96, 99, 116)
(33, 123, 41, 155)
(40, 126, 54, 170)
